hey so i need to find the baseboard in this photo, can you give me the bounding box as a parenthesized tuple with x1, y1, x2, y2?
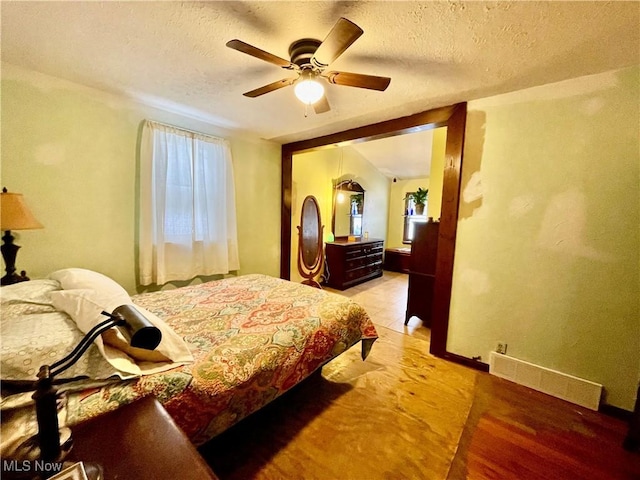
(489, 352, 602, 410)
(600, 403, 632, 421)
(442, 351, 489, 372)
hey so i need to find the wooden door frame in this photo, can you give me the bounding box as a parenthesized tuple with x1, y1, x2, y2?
(280, 102, 483, 367)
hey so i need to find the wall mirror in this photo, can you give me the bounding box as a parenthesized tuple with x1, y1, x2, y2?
(332, 180, 365, 238)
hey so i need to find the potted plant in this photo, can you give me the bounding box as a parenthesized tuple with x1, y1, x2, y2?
(406, 188, 428, 215)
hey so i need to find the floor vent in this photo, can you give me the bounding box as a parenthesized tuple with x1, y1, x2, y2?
(489, 352, 602, 410)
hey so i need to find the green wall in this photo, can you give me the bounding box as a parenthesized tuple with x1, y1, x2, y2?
(1, 63, 281, 294)
(449, 65, 640, 409)
(4, 61, 638, 410)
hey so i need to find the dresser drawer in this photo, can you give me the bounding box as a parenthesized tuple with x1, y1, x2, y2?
(345, 261, 383, 282)
(345, 250, 383, 270)
(346, 256, 366, 270)
(344, 247, 367, 260)
(324, 239, 385, 290)
(343, 241, 383, 256)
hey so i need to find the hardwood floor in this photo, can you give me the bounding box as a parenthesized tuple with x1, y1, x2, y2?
(450, 373, 639, 480)
(199, 272, 639, 479)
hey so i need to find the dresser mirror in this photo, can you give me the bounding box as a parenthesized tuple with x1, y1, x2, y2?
(332, 180, 365, 238)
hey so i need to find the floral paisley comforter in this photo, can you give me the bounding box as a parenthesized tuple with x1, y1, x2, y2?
(60, 274, 377, 445)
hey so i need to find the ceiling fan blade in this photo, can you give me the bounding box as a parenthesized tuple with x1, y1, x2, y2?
(226, 39, 296, 69)
(313, 95, 331, 114)
(324, 71, 391, 91)
(243, 78, 296, 98)
(311, 18, 363, 68)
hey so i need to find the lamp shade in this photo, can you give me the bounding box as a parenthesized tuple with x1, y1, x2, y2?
(294, 70, 325, 105)
(294, 79, 325, 105)
(1, 190, 43, 231)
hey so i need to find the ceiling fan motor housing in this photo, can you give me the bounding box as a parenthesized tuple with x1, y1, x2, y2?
(289, 39, 322, 69)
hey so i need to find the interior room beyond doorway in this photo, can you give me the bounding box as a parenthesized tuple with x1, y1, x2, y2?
(323, 270, 430, 343)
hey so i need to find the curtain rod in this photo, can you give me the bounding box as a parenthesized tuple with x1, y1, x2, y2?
(145, 120, 223, 140)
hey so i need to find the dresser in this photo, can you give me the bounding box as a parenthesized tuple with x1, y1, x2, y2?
(405, 220, 439, 326)
(324, 239, 384, 290)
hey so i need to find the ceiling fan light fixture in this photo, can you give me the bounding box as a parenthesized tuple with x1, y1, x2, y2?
(294, 76, 325, 105)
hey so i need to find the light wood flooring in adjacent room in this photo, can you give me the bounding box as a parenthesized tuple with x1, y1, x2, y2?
(324, 270, 430, 344)
(200, 272, 639, 480)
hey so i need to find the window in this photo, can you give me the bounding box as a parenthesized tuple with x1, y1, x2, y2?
(139, 121, 239, 285)
(403, 193, 427, 243)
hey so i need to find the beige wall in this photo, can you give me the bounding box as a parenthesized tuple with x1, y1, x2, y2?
(448, 65, 640, 410)
(386, 177, 429, 249)
(291, 146, 390, 282)
(385, 126, 448, 249)
(1, 63, 281, 294)
(428, 127, 446, 219)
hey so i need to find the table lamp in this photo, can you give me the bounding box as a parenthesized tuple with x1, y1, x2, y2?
(1, 187, 43, 285)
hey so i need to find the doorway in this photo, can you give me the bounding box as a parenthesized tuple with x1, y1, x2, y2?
(280, 103, 469, 363)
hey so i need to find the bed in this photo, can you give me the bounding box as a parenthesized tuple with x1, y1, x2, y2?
(1, 271, 378, 451)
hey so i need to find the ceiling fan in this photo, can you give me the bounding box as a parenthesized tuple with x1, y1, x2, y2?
(226, 17, 391, 114)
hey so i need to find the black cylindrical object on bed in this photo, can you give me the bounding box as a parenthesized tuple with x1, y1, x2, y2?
(112, 304, 162, 350)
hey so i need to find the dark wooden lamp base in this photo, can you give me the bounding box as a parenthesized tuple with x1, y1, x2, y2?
(1, 271, 30, 286)
(1, 230, 29, 286)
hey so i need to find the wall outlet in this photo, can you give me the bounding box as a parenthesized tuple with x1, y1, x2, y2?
(496, 343, 508, 355)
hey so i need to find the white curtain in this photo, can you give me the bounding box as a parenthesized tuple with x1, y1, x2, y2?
(139, 121, 239, 285)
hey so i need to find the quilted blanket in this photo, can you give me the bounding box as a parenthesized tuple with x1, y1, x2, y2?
(63, 274, 377, 445)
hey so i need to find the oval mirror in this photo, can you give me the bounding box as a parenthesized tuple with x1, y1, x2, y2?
(300, 196, 322, 269)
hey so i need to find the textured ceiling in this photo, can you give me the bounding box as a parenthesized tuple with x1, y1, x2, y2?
(348, 128, 436, 179)
(2, 1, 639, 174)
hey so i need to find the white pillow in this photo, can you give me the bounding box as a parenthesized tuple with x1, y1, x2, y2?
(50, 289, 193, 375)
(49, 268, 130, 299)
(50, 289, 142, 375)
(49, 288, 126, 335)
(1, 283, 125, 381)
